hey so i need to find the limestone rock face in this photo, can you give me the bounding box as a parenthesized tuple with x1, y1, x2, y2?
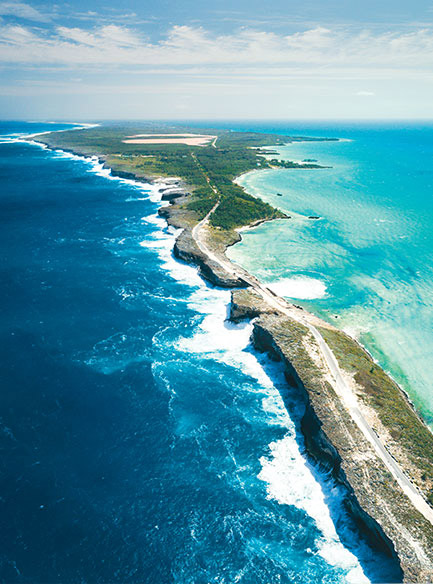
(174, 230, 246, 288)
(161, 190, 188, 201)
(251, 314, 433, 583)
(230, 289, 278, 322)
(158, 201, 248, 288)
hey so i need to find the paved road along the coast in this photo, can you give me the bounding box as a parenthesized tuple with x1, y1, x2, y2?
(191, 200, 433, 528)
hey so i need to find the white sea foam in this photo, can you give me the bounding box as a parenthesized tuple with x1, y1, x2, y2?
(20, 131, 163, 205)
(259, 436, 368, 583)
(139, 235, 173, 249)
(174, 271, 368, 582)
(21, 127, 370, 582)
(103, 161, 369, 582)
(139, 224, 203, 287)
(1, 122, 96, 145)
(0, 138, 28, 144)
(0, 134, 41, 144)
(22, 127, 190, 289)
(141, 214, 166, 226)
(24, 122, 99, 140)
(51, 150, 163, 203)
(268, 276, 327, 299)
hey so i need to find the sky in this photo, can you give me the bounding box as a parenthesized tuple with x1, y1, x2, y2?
(1, 0, 433, 120)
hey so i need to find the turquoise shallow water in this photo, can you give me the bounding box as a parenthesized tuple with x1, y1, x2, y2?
(227, 123, 433, 424)
(1, 122, 404, 583)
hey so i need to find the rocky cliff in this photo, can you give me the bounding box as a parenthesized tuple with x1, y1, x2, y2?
(229, 289, 433, 582)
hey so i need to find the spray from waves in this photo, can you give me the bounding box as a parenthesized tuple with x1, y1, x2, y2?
(139, 233, 174, 248)
(24, 127, 200, 288)
(125, 199, 372, 582)
(259, 437, 368, 584)
(50, 149, 161, 196)
(23, 130, 372, 582)
(267, 276, 327, 300)
(24, 122, 99, 140)
(0, 136, 50, 147)
(141, 213, 167, 226)
(0, 122, 98, 144)
(81, 145, 370, 583)
(6, 124, 166, 207)
(29, 141, 165, 204)
(0, 135, 40, 144)
(173, 280, 369, 583)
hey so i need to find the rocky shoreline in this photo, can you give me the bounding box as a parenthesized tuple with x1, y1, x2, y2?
(230, 291, 433, 582)
(161, 193, 433, 583)
(30, 133, 433, 582)
(158, 195, 249, 288)
(100, 149, 433, 581)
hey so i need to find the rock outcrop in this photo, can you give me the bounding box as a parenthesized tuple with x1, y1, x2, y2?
(241, 302, 433, 583)
(161, 190, 188, 201)
(230, 289, 278, 321)
(174, 229, 247, 287)
(158, 204, 247, 288)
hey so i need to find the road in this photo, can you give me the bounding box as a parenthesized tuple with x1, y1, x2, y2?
(191, 202, 433, 527)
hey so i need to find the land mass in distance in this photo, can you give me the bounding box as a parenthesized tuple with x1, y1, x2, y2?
(32, 122, 433, 582)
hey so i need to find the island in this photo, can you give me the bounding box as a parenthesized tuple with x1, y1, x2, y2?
(31, 123, 433, 582)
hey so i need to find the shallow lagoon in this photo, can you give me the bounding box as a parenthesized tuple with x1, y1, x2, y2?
(228, 122, 433, 423)
(0, 121, 404, 583)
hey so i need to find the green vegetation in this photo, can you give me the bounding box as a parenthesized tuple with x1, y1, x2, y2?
(35, 122, 296, 230)
(185, 186, 217, 219)
(210, 186, 284, 229)
(268, 158, 330, 169)
(256, 313, 433, 561)
(318, 326, 433, 486)
(256, 315, 327, 390)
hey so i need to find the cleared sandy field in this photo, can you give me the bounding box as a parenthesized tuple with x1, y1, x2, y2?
(122, 133, 217, 146)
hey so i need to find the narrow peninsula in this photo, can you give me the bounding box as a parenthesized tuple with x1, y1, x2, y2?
(32, 123, 433, 582)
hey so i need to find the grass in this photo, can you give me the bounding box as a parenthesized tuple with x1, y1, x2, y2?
(34, 123, 319, 231)
(318, 326, 433, 490)
(252, 313, 433, 552)
(257, 315, 325, 388)
(209, 186, 285, 230)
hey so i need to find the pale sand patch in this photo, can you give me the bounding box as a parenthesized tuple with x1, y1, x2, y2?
(122, 133, 217, 147)
(126, 133, 211, 137)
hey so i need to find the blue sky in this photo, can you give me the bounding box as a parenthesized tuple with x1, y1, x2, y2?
(1, 0, 433, 119)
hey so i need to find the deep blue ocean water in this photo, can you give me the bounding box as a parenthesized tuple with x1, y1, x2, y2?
(0, 122, 403, 583)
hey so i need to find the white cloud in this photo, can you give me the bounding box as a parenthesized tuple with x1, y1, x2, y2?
(0, 22, 37, 43)
(56, 24, 142, 48)
(356, 91, 375, 96)
(0, 1, 48, 22)
(0, 22, 432, 78)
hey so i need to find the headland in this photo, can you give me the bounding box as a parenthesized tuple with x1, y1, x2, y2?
(30, 122, 433, 582)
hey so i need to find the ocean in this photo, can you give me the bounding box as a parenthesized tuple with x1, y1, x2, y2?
(0, 121, 405, 583)
(226, 121, 433, 425)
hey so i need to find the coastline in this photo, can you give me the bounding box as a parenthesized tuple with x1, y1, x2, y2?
(154, 161, 433, 583)
(27, 131, 433, 582)
(234, 168, 421, 413)
(235, 154, 433, 450)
